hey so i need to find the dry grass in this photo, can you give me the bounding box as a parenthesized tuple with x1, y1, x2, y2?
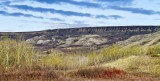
(1, 38, 160, 80)
(41, 45, 147, 70)
(0, 70, 59, 81)
(104, 56, 160, 76)
(68, 67, 160, 81)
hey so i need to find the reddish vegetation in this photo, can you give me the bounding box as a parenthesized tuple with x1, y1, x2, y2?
(100, 68, 127, 79)
(71, 67, 127, 79)
(1, 67, 160, 81)
(70, 67, 160, 81)
(0, 71, 59, 81)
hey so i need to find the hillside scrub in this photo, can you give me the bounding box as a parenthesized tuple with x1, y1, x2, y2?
(1, 38, 160, 80)
(41, 44, 160, 70)
(2, 37, 160, 71)
(88, 45, 146, 65)
(0, 38, 36, 71)
(42, 43, 160, 70)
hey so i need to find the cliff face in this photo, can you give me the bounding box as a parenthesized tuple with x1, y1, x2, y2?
(43, 26, 160, 36)
(1, 26, 160, 50)
(1, 26, 160, 38)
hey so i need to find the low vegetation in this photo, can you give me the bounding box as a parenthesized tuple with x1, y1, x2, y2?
(105, 56, 160, 76)
(70, 67, 127, 79)
(42, 45, 147, 70)
(1, 38, 160, 80)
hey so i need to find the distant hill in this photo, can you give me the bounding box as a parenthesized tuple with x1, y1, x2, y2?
(117, 30, 160, 46)
(1, 26, 160, 50)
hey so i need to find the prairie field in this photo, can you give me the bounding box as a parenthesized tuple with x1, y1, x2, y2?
(0, 38, 160, 81)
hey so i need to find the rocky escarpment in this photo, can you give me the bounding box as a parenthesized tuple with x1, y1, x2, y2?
(1, 26, 160, 50)
(42, 26, 160, 36)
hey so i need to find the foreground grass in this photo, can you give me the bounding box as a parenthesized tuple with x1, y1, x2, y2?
(104, 56, 160, 76)
(69, 67, 160, 81)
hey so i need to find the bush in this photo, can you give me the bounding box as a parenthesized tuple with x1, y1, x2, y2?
(70, 67, 127, 79)
(151, 54, 160, 57)
(46, 50, 51, 54)
(0, 38, 35, 70)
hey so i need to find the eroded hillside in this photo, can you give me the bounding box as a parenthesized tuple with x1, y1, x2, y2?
(1, 26, 160, 50)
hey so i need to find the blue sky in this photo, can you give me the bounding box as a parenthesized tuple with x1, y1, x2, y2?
(0, 0, 160, 32)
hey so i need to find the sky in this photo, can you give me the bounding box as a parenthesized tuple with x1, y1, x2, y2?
(0, 0, 160, 32)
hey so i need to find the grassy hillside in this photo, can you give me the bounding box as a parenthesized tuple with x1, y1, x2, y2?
(1, 36, 160, 80)
(104, 56, 160, 76)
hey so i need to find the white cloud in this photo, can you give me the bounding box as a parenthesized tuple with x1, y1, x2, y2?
(0, 0, 160, 32)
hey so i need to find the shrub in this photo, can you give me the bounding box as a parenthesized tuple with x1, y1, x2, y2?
(46, 50, 51, 54)
(69, 67, 105, 78)
(151, 54, 160, 57)
(70, 67, 127, 79)
(0, 38, 35, 70)
(100, 68, 127, 78)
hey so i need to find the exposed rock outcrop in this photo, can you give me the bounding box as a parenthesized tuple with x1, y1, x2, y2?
(1, 26, 160, 50)
(26, 35, 108, 49)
